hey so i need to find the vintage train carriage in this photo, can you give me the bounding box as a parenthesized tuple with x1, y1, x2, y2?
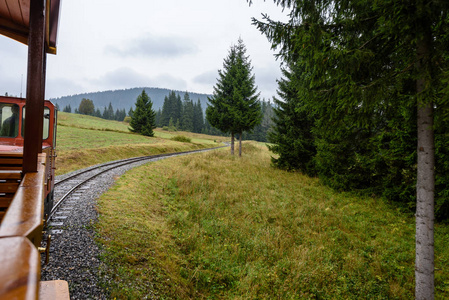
(0, 96, 57, 222)
(0, 0, 67, 298)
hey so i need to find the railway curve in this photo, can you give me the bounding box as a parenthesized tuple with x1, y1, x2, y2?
(40, 146, 226, 299)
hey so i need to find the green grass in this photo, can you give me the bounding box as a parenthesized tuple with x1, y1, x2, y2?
(96, 142, 449, 299)
(171, 135, 192, 143)
(58, 112, 130, 133)
(55, 112, 225, 175)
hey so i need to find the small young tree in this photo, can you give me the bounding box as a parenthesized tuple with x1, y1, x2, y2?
(129, 89, 156, 137)
(206, 38, 261, 156)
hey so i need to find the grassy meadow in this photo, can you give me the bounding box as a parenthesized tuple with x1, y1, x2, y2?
(56, 112, 225, 175)
(95, 142, 449, 299)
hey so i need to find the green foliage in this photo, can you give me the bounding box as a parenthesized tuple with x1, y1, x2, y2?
(181, 93, 194, 132)
(253, 0, 449, 221)
(193, 99, 204, 133)
(168, 117, 176, 131)
(102, 102, 114, 120)
(170, 135, 191, 143)
(78, 98, 95, 115)
(161, 91, 182, 127)
(129, 90, 156, 137)
(268, 63, 316, 175)
(242, 100, 274, 142)
(206, 38, 262, 153)
(62, 104, 71, 113)
(435, 109, 449, 221)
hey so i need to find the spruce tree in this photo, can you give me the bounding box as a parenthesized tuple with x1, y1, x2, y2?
(63, 104, 71, 113)
(160, 91, 182, 127)
(155, 109, 162, 127)
(107, 102, 114, 120)
(206, 38, 261, 155)
(193, 99, 204, 133)
(181, 92, 194, 132)
(160, 95, 170, 126)
(268, 63, 316, 174)
(129, 89, 156, 137)
(251, 0, 449, 297)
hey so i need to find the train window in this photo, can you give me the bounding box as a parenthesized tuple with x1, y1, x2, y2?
(43, 107, 50, 139)
(21, 107, 51, 139)
(0, 104, 19, 138)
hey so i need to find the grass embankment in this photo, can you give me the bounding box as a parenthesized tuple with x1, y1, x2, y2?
(96, 142, 449, 299)
(56, 112, 225, 175)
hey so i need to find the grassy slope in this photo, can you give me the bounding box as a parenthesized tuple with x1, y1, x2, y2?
(56, 112, 226, 175)
(96, 143, 449, 299)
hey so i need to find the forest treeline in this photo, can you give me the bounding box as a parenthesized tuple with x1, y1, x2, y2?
(59, 90, 274, 142)
(254, 2, 449, 224)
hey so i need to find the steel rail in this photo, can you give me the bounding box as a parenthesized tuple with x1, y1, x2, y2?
(49, 146, 225, 219)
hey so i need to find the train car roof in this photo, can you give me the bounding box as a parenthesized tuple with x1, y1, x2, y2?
(0, 0, 61, 54)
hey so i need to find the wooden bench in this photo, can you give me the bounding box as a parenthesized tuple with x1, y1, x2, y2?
(0, 153, 45, 246)
(0, 152, 23, 171)
(0, 170, 21, 223)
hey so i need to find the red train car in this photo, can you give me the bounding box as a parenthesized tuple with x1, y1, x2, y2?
(0, 96, 57, 220)
(0, 0, 69, 298)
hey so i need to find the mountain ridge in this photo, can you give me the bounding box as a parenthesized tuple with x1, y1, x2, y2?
(50, 87, 212, 113)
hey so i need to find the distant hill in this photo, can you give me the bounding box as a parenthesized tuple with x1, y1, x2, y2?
(50, 87, 212, 113)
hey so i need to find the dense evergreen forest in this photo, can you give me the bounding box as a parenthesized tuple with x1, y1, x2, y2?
(251, 1, 448, 297)
(51, 87, 211, 115)
(60, 89, 274, 142)
(255, 1, 449, 223)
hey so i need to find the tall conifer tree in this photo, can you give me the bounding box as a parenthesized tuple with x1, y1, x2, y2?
(206, 38, 261, 155)
(251, 1, 449, 297)
(181, 92, 194, 132)
(268, 62, 316, 174)
(193, 99, 204, 133)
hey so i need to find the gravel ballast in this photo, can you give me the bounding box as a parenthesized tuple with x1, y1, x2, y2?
(39, 154, 192, 299)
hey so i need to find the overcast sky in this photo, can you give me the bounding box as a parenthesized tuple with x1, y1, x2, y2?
(0, 0, 288, 100)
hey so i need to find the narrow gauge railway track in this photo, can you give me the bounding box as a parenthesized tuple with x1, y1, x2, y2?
(50, 147, 224, 220)
(41, 146, 226, 299)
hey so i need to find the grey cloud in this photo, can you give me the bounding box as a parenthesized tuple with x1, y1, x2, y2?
(100, 67, 151, 88)
(46, 77, 87, 99)
(152, 73, 187, 90)
(194, 67, 280, 100)
(93, 68, 187, 91)
(105, 33, 198, 58)
(193, 70, 218, 86)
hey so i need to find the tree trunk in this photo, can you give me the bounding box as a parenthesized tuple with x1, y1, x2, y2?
(415, 20, 435, 300)
(239, 133, 242, 157)
(231, 132, 235, 155)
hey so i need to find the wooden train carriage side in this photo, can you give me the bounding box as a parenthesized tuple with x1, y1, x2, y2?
(0, 97, 57, 222)
(0, 98, 59, 300)
(0, 0, 66, 299)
